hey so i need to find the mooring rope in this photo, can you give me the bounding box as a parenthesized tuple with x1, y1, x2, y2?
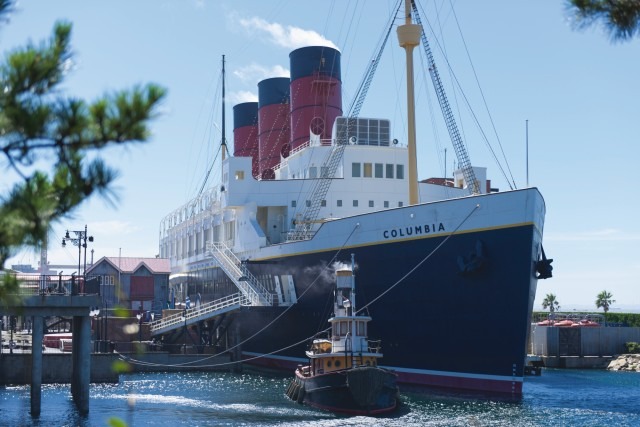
(118, 203, 479, 369)
(118, 222, 362, 368)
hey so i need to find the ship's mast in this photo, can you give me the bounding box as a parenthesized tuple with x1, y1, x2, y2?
(220, 55, 227, 244)
(397, 0, 421, 205)
(221, 54, 227, 164)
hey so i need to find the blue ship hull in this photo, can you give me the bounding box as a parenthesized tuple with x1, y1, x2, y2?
(235, 221, 539, 396)
(166, 189, 546, 396)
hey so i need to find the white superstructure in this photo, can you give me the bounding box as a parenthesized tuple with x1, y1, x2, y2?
(159, 115, 487, 269)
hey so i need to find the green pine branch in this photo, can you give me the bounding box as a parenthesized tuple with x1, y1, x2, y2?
(0, 1, 167, 301)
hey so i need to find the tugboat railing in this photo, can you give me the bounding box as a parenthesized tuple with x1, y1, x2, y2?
(368, 340, 382, 353)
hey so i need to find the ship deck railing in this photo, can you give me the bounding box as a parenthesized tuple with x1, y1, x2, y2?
(268, 138, 332, 178)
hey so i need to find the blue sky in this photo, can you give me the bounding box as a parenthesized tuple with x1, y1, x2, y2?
(2, 1, 639, 312)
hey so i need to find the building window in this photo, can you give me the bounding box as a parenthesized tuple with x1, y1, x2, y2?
(321, 199, 326, 207)
(321, 166, 329, 177)
(235, 171, 245, 180)
(352, 163, 361, 177)
(386, 164, 394, 178)
(309, 166, 317, 179)
(369, 200, 374, 207)
(353, 200, 359, 207)
(384, 201, 389, 208)
(396, 164, 404, 179)
(291, 200, 297, 207)
(337, 200, 343, 207)
(363, 163, 372, 178)
(375, 163, 383, 178)
(306, 200, 311, 207)
(398, 201, 404, 207)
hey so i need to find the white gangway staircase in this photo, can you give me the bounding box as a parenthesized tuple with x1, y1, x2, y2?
(206, 242, 273, 306)
(150, 242, 274, 336)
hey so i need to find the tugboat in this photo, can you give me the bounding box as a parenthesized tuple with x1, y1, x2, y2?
(286, 255, 399, 415)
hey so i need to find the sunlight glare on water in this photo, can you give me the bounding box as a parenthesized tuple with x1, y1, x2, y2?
(1, 369, 639, 426)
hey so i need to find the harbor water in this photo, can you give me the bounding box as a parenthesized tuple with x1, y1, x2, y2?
(1, 369, 639, 426)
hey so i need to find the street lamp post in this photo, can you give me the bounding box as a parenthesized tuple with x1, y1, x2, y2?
(62, 225, 94, 284)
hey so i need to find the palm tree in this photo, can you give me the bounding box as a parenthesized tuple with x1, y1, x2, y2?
(566, 0, 640, 42)
(595, 290, 615, 314)
(542, 293, 560, 314)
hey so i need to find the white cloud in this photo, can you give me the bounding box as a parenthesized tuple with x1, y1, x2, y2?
(228, 90, 258, 104)
(237, 16, 339, 50)
(233, 63, 289, 84)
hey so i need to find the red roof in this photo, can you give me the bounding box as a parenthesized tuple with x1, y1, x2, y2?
(87, 257, 171, 274)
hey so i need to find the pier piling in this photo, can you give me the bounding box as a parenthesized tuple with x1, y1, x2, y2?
(30, 315, 43, 416)
(2, 294, 100, 416)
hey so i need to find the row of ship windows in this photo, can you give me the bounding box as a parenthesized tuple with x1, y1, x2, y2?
(230, 163, 404, 181)
(296, 162, 405, 180)
(352, 162, 404, 179)
(292, 200, 405, 208)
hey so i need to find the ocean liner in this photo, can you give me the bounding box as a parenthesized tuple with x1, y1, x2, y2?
(158, 0, 552, 396)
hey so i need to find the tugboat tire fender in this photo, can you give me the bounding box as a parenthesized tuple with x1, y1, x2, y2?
(286, 380, 295, 399)
(291, 382, 300, 402)
(296, 383, 306, 403)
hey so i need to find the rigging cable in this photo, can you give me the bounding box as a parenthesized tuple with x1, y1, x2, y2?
(448, 1, 517, 190)
(197, 143, 222, 198)
(434, 0, 472, 170)
(187, 68, 223, 201)
(414, 1, 514, 190)
(119, 202, 480, 369)
(287, 0, 402, 241)
(119, 221, 362, 368)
